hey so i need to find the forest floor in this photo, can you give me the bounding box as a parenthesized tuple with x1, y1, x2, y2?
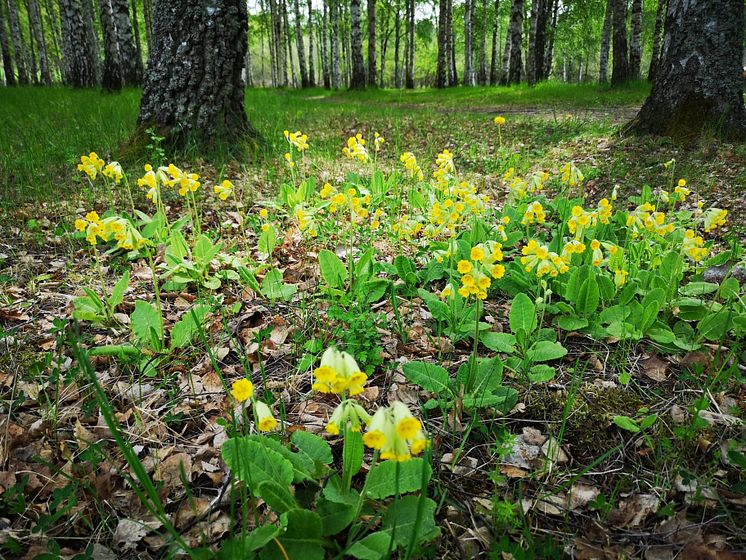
(0, 83, 745, 560)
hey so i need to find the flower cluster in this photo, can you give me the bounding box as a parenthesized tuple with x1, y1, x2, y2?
(373, 132, 385, 152)
(567, 205, 598, 238)
(400, 152, 424, 181)
(522, 201, 547, 225)
(313, 347, 368, 396)
(326, 400, 371, 435)
(284, 129, 309, 151)
(75, 211, 145, 251)
(682, 230, 708, 262)
(455, 242, 505, 299)
(230, 378, 278, 432)
(560, 162, 584, 187)
(625, 203, 675, 237)
(702, 208, 727, 233)
(343, 134, 369, 162)
(363, 402, 429, 462)
(163, 164, 201, 196)
(213, 179, 234, 201)
(521, 240, 570, 278)
(77, 152, 106, 180)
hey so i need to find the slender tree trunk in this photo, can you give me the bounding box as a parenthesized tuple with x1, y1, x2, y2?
(499, 10, 511, 84)
(436, 0, 447, 87)
(349, 0, 365, 87)
(463, 0, 474, 85)
(543, 0, 557, 78)
(628, 0, 746, 140)
(82, 0, 101, 82)
(28, 0, 52, 84)
(379, 1, 389, 85)
(294, 0, 308, 86)
(366, 0, 375, 85)
(44, 0, 63, 79)
(322, 0, 331, 87)
(393, 0, 401, 87)
(405, 0, 414, 87)
(143, 0, 153, 53)
(610, 0, 629, 86)
(110, 0, 140, 84)
(598, 0, 612, 83)
(285, 0, 297, 87)
(7, 0, 28, 84)
(534, 0, 548, 80)
(629, 0, 642, 79)
(59, 0, 97, 86)
(0, 0, 15, 84)
(259, 0, 267, 85)
(330, 0, 340, 87)
(137, 0, 251, 145)
(245, 11, 253, 86)
(489, 0, 499, 84)
(277, 0, 288, 85)
(28, 13, 39, 83)
(130, 0, 143, 77)
(447, 0, 457, 85)
(647, 0, 665, 81)
(526, 0, 539, 85)
(307, 0, 315, 85)
(476, 0, 487, 84)
(99, 0, 122, 90)
(506, 0, 523, 85)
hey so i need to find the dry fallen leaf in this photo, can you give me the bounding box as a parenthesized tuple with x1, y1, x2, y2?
(112, 518, 161, 551)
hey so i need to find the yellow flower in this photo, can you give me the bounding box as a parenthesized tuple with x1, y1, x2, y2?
(457, 260, 472, 274)
(255, 401, 278, 432)
(494, 116, 506, 126)
(702, 208, 727, 233)
(259, 208, 269, 219)
(470, 246, 485, 262)
(102, 162, 123, 184)
(490, 264, 505, 279)
(261, 223, 270, 232)
(326, 400, 371, 435)
(74, 219, 88, 231)
(213, 179, 234, 201)
(231, 378, 254, 402)
(312, 347, 367, 395)
(85, 211, 101, 224)
(363, 402, 428, 462)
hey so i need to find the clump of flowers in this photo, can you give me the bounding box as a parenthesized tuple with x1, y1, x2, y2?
(567, 205, 597, 239)
(455, 241, 505, 299)
(625, 202, 674, 237)
(702, 207, 727, 233)
(363, 401, 429, 462)
(521, 240, 570, 278)
(682, 230, 708, 262)
(77, 152, 106, 180)
(74, 211, 146, 251)
(326, 400, 371, 436)
(522, 201, 547, 225)
(313, 347, 368, 396)
(213, 179, 234, 201)
(560, 162, 584, 187)
(373, 132, 385, 152)
(400, 152, 424, 181)
(343, 134, 369, 162)
(284, 129, 309, 152)
(163, 163, 201, 196)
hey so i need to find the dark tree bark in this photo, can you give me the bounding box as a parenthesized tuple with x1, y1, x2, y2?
(99, 0, 122, 91)
(294, 0, 308, 87)
(82, 0, 101, 82)
(137, 0, 251, 145)
(404, 0, 414, 88)
(321, 0, 331, 87)
(463, 0, 474, 85)
(110, 0, 140, 84)
(506, 0, 523, 85)
(245, 11, 253, 86)
(0, 0, 16, 84)
(526, 0, 540, 86)
(28, 0, 52, 84)
(283, 0, 297, 87)
(366, 0, 376, 85)
(534, 0, 549, 80)
(379, 0, 390, 85)
(349, 0, 365, 87)
(543, 0, 557, 78)
(308, 0, 315, 85)
(143, 0, 153, 53)
(647, 0, 666, 82)
(393, 0, 401, 87)
(447, 0, 457, 85)
(130, 0, 143, 77)
(7, 0, 28, 84)
(610, 0, 629, 86)
(477, 0, 487, 85)
(629, 0, 642, 79)
(330, 0, 340, 87)
(489, 0, 499, 85)
(628, 0, 746, 141)
(59, 0, 97, 86)
(44, 0, 64, 79)
(598, 0, 612, 83)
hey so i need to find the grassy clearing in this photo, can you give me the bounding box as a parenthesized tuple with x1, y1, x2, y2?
(0, 84, 745, 559)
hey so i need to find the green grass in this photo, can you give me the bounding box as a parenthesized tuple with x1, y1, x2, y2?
(0, 82, 650, 201)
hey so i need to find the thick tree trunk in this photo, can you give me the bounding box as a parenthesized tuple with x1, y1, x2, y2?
(330, 0, 340, 87)
(506, 0, 523, 85)
(436, 0, 447, 87)
(366, 0, 375, 85)
(498, 11, 511, 85)
(629, 0, 642, 79)
(534, 0, 549, 80)
(99, 0, 122, 91)
(628, 0, 746, 141)
(349, 0, 365, 87)
(7, 0, 28, 84)
(405, 0, 414, 88)
(294, 0, 308, 87)
(647, 0, 666, 82)
(110, 0, 140, 84)
(59, 0, 97, 86)
(137, 0, 251, 145)
(598, 0, 612, 84)
(0, 0, 15, 84)
(308, 0, 315, 85)
(463, 0, 474, 86)
(610, 0, 629, 86)
(28, 0, 52, 84)
(489, 0, 499, 85)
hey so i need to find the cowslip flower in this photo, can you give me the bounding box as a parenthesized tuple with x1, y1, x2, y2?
(400, 152, 424, 181)
(521, 240, 569, 278)
(164, 164, 200, 196)
(284, 130, 309, 151)
(560, 162, 584, 187)
(255, 400, 278, 432)
(363, 402, 428, 462)
(102, 161, 123, 184)
(231, 378, 254, 402)
(77, 152, 105, 180)
(567, 205, 596, 238)
(313, 347, 368, 396)
(214, 179, 233, 201)
(682, 230, 708, 263)
(326, 400, 371, 435)
(702, 208, 727, 233)
(522, 201, 546, 225)
(343, 134, 369, 162)
(373, 132, 385, 152)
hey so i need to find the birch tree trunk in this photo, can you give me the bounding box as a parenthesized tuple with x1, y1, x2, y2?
(447, 0, 457, 85)
(349, 0, 365, 87)
(610, 0, 629, 86)
(59, 0, 97, 86)
(130, 0, 143, 76)
(393, 0, 401, 87)
(28, 0, 52, 84)
(628, 0, 746, 140)
(366, 0, 375, 85)
(308, 0, 315, 85)
(543, 0, 557, 78)
(436, 0, 447, 87)
(647, 0, 665, 82)
(245, 11, 253, 87)
(330, 0, 340, 88)
(463, 0, 474, 86)
(99, 0, 122, 90)
(82, 0, 101, 82)
(294, 0, 308, 87)
(489, 0, 499, 85)
(0, 0, 15, 84)
(477, 0, 487, 84)
(321, 0, 330, 87)
(629, 0, 642, 79)
(506, 0, 523, 85)
(7, 0, 28, 84)
(111, 0, 140, 84)
(526, 0, 538, 85)
(143, 0, 153, 52)
(598, 0, 612, 83)
(404, 0, 413, 88)
(45, 0, 64, 79)
(137, 0, 251, 145)
(378, 0, 388, 85)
